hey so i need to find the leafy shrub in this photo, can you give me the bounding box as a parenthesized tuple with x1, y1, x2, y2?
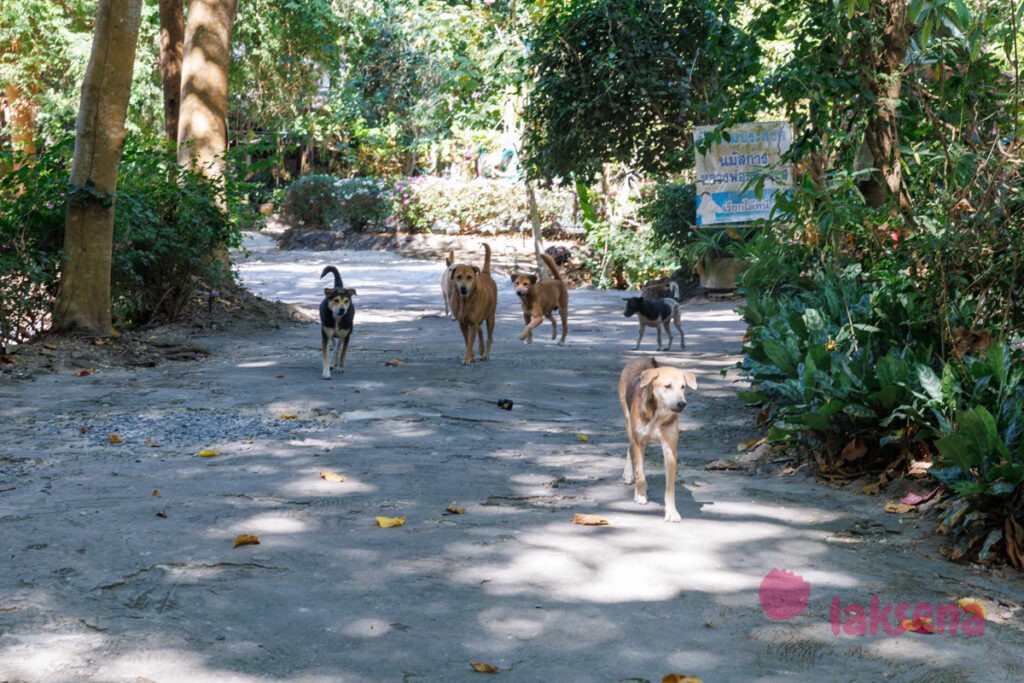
(0, 143, 69, 344)
(113, 140, 243, 325)
(639, 181, 697, 253)
(280, 174, 345, 230)
(335, 177, 391, 232)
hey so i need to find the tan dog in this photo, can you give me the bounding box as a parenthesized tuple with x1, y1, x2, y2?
(510, 252, 568, 345)
(440, 249, 456, 317)
(618, 357, 697, 522)
(449, 243, 497, 364)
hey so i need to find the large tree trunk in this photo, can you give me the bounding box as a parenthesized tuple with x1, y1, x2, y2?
(177, 0, 238, 184)
(53, 0, 144, 336)
(158, 0, 184, 144)
(859, 0, 911, 213)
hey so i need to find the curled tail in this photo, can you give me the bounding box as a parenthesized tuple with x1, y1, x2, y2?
(320, 265, 343, 289)
(540, 252, 562, 281)
(482, 243, 492, 274)
(445, 249, 455, 267)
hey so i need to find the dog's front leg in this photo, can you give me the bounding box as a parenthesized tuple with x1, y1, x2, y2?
(634, 325, 645, 350)
(520, 315, 544, 343)
(321, 332, 332, 380)
(482, 317, 494, 360)
(631, 440, 648, 506)
(660, 437, 681, 522)
(336, 333, 350, 373)
(661, 321, 672, 351)
(460, 320, 476, 364)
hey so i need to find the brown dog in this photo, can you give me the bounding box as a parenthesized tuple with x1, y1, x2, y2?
(618, 357, 698, 522)
(510, 252, 568, 345)
(449, 243, 497, 364)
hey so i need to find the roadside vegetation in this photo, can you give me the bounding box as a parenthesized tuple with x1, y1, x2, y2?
(2, 0, 1022, 566)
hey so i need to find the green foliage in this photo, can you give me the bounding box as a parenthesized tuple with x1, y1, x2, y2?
(523, 0, 760, 180)
(0, 144, 68, 344)
(639, 181, 696, 253)
(111, 140, 244, 325)
(281, 175, 392, 232)
(1, 139, 245, 338)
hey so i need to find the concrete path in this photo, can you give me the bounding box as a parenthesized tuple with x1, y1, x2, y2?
(1, 232, 1023, 682)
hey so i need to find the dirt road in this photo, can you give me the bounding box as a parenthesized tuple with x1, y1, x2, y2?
(2, 232, 1023, 682)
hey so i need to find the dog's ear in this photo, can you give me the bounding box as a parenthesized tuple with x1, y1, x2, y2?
(529, 274, 538, 285)
(509, 274, 518, 284)
(344, 288, 357, 296)
(324, 287, 334, 297)
(682, 370, 698, 390)
(473, 265, 481, 274)
(638, 368, 659, 390)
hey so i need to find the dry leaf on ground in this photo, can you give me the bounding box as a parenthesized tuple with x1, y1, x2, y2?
(576, 434, 590, 442)
(232, 534, 260, 548)
(445, 502, 466, 515)
(958, 598, 987, 619)
(74, 368, 94, 377)
(663, 675, 704, 683)
(469, 662, 500, 673)
(376, 515, 406, 528)
(573, 513, 610, 526)
(278, 413, 298, 419)
(196, 448, 219, 457)
(884, 502, 915, 514)
(319, 470, 347, 483)
(108, 434, 123, 444)
(384, 358, 405, 367)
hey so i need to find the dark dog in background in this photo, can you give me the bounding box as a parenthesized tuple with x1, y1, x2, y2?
(320, 265, 356, 379)
(618, 357, 698, 522)
(510, 252, 569, 345)
(544, 245, 572, 267)
(623, 296, 685, 351)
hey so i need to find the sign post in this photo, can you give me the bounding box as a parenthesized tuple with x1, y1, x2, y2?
(693, 121, 792, 226)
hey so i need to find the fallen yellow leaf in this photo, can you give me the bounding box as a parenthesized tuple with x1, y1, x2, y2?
(900, 617, 936, 634)
(573, 513, 610, 526)
(108, 434, 123, 444)
(232, 534, 260, 548)
(74, 368, 94, 377)
(278, 413, 298, 419)
(319, 470, 347, 483)
(958, 598, 987, 619)
(384, 358, 405, 367)
(884, 502, 915, 514)
(376, 515, 406, 528)
(151, 489, 161, 497)
(469, 662, 500, 673)
(663, 675, 704, 683)
(196, 448, 220, 457)
(43, 342, 59, 350)
(445, 502, 466, 515)
(144, 437, 161, 447)
(576, 434, 590, 442)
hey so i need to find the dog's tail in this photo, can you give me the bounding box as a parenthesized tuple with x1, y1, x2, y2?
(320, 265, 343, 289)
(669, 280, 680, 300)
(445, 250, 454, 267)
(540, 252, 562, 281)
(482, 243, 491, 274)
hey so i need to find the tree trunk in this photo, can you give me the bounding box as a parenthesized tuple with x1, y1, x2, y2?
(859, 0, 911, 213)
(177, 0, 238, 183)
(54, 0, 144, 336)
(158, 0, 184, 144)
(4, 83, 37, 160)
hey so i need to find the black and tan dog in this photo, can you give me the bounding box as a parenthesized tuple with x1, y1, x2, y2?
(510, 252, 568, 345)
(623, 296, 685, 351)
(618, 357, 698, 522)
(449, 243, 497, 365)
(319, 265, 356, 379)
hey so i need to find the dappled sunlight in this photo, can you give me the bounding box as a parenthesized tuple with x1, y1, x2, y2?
(0, 633, 106, 681)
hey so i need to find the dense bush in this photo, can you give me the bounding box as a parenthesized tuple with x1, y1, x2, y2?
(112, 141, 245, 325)
(0, 144, 69, 344)
(639, 181, 697, 253)
(1, 138, 246, 340)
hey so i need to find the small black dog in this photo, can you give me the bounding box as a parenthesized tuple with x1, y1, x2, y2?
(623, 296, 685, 351)
(544, 245, 572, 267)
(320, 265, 356, 379)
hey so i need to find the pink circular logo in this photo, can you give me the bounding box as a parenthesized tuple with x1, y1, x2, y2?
(759, 569, 810, 620)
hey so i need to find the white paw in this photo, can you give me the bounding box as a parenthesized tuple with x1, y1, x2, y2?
(634, 493, 648, 506)
(664, 509, 682, 523)
(321, 369, 331, 380)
